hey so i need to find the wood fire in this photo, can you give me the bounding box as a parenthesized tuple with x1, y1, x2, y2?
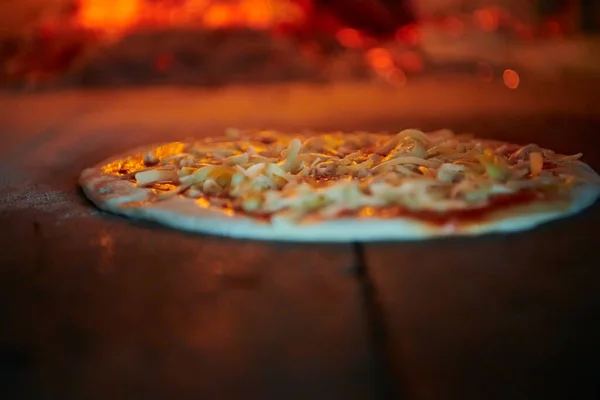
(76, 0, 307, 34)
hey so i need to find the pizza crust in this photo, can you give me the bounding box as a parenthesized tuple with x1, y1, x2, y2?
(80, 145, 600, 242)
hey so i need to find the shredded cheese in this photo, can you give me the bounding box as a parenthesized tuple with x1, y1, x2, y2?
(119, 129, 592, 222)
(529, 152, 543, 177)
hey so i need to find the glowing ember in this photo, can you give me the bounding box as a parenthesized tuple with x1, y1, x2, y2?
(76, 0, 306, 34)
(473, 7, 501, 32)
(395, 23, 419, 46)
(503, 69, 520, 89)
(366, 48, 394, 70)
(365, 47, 406, 87)
(78, 0, 140, 33)
(336, 28, 366, 48)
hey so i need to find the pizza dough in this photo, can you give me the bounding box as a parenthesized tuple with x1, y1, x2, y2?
(79, 129, 600, 242)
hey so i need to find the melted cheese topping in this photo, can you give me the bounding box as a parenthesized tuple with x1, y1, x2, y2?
(108, 129, 599, 222)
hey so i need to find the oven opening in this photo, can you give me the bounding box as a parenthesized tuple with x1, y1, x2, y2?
(0, 1, 596, 90)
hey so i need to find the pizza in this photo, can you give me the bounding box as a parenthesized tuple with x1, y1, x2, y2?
(79, 128, 600, 241)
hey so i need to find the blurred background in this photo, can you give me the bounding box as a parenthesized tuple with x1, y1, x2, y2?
(1, 0, 599, 89)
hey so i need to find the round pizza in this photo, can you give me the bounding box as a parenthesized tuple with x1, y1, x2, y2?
(79, 128, 600, 241)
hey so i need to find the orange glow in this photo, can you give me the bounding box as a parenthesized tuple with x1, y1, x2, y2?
(503, 69, 520, 89)
(76, 0, 305, 34)
(79, 0, 141, 33)
(366, 48, 394, 70)
(102, 156, 145, 176)
(204, 5, 233, 28)
(196, 198, 211, 208)
(366, 48, 406, 87)
(474, 9, 500, 32)
(397, 51, 423, 73)
(381, 68, 407, 87)
(444, 17, 464, 36)
(395, 24, 419, 46)
(336, 28, 365, 48)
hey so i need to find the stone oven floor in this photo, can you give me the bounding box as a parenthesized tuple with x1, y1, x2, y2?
(1, 80, 600, 399)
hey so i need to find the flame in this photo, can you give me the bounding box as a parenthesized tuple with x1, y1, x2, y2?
(76, 0, 306, 34)
(79, 0, 141, 33)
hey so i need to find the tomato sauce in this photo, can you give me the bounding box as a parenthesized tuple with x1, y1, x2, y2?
(362, 191, 541, 225)
(225, 190, 549, 226)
